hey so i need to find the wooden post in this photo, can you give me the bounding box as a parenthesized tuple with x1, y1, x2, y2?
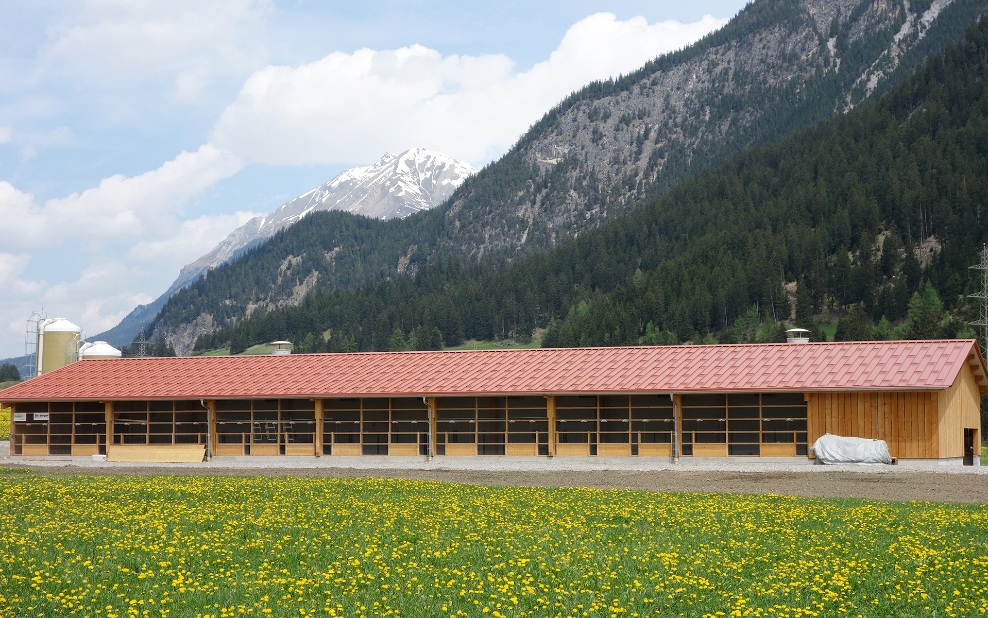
(104, 401, 113, 456)
(427, 397, 437, 459)
(546, 396, 556, 457)
(314, 399, 324, 457)
(672, 394, 682, 463)
(206, 400, 216, 460)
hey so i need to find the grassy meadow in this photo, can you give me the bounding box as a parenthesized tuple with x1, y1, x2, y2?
(0, 474, 986, 617)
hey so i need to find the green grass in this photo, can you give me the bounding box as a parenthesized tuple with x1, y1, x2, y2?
(0, 475, 985, 617)
(196, 344, 279, 356)
(0, 467, 31, 475)
(817, 323, 837, 342)
(197, 347, 231, 356)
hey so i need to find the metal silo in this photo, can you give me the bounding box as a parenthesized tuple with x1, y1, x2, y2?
(37, 318, 82, 375)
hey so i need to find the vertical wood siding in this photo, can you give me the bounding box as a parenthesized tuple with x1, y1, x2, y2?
(937, 365, 982, 457)
(807, 390, 940, 459)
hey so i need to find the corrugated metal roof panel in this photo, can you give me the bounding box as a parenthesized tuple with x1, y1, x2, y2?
(0, 340, 985, 402)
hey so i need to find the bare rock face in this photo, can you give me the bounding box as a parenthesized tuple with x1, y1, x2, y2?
(440, 0, 969, 259)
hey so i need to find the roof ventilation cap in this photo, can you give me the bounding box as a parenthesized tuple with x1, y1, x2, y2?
(785, 328, 810, 344)
(270, 341, 293, 355)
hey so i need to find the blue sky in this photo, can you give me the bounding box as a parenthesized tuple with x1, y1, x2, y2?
(0, 0, 749, 359)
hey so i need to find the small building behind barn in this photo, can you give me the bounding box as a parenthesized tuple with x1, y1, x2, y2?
(0, 340, 984, 465)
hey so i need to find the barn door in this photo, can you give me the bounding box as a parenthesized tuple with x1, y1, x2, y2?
(963, 428, 977, 466)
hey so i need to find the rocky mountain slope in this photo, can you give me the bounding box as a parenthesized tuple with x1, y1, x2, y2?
(436, 0, 984, 259)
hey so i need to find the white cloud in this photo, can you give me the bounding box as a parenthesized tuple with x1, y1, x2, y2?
(210, 12, 728, 167)
(0, 144, 245, 253)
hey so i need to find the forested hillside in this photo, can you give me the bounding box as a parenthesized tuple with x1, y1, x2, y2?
(150, 0, 987, 354)
(193, 17, 988, 355)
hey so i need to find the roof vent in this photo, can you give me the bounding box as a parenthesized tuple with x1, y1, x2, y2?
(270, 341, 293, 355)
(786, 328, 810, 344)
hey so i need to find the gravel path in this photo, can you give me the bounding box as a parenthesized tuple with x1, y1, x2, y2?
(2, 442, 985, 504)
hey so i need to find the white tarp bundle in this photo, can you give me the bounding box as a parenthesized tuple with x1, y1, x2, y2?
(810, 433, 892, 465)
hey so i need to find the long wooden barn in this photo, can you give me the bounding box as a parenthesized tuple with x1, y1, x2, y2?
(1, 340, 985, 464)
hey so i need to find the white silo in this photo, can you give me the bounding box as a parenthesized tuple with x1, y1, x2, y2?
(37, 318, 82, 375)
(79, 341, 123, 360)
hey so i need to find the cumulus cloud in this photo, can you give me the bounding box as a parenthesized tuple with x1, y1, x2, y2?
(211, 12, 727, 166)
(0, 144, 245, 253)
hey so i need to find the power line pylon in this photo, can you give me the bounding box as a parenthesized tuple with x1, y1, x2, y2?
(969, 244, 988, 358)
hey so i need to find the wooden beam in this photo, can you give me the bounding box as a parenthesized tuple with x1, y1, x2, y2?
(546, 396, 556, 457)
(104, 401, 113, 451)
(673, 394, 682, 460)
(428, 397, 437, 459)
(206, 400, 216, 460)
(314, 399, 324, 457)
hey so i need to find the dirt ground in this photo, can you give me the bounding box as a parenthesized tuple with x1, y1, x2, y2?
(6, 463, 987, 505)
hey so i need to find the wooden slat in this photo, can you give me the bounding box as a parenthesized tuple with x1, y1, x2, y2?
(388, 443, 420, 456)
(108, 444, 204, 463)
(505, 443, 538, 456)
(555, 443, 590, 457)
(331, 444, 361, 456)
(638, 443, 671, 457)
(445, 443, 477, 456)
(285, 444, 315, 456)
(760, 443, 796, 457)
(249, 444, 279, 457)
(597, 444, 631, 457)
(214, 444, 245, 456)
(692, 443, 728, 457)
(71, 445, 100, 456)
(22, 444, 49, 456)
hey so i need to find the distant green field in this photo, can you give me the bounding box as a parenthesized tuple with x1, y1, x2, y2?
(446, 339, 541, 351)
(1, 474, 985, 617)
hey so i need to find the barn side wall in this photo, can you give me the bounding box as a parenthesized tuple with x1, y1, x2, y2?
(806, 391, 940, 459)
(937, 364, 982, 458)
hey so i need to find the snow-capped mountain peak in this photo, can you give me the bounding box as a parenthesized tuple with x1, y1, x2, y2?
(170, 148, 475, 291)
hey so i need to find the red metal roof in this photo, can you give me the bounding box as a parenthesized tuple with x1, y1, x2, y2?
(1, 340, 985, 401)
